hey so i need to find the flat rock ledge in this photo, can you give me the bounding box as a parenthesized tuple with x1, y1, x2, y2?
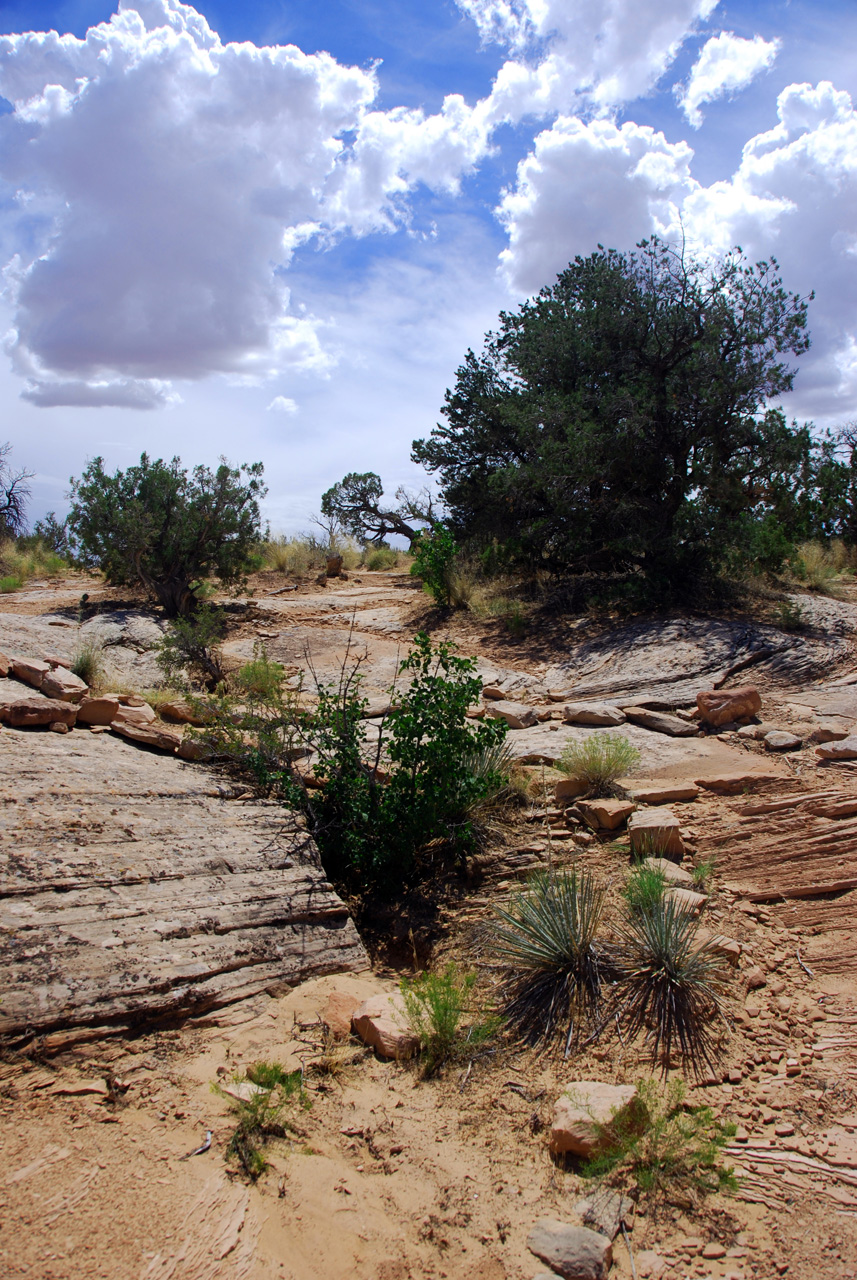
(0, 729, 367, 1041)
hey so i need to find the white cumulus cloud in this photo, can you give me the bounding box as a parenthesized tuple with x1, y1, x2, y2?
(267, 395, 298, 413)
(677, 31, 780, 127)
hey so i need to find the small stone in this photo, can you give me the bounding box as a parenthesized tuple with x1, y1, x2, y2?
(550, 1082, 648, 1159)
(744, 965, 767, 990)
(643, 857, 694, 885)
(635, 1250, 667, 1279)
(764, 730, 802, 752)
(816, 735, 857, 761)
(702, 1243, 726, 1260)
(40, 667, 88, 702)
(77, 696, 121, 726)
(745, 1000, 762, 1018)
(808, 722, 852, 744)
(728, 1069, 743, 1085)
(527, 1219, 613, 1280)
(629, 783, 699, 804)
(666, 886, 707, 913)
(577, 799, 635, 831)
(775, 1122, 795, 1136)
(49, 720, 69, 733)
(623, 707, 698, 737)
(9, 656, 50, 690)
(351, 992, 419, 1060)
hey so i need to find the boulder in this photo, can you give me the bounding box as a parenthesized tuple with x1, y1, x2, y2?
(482, 685, 505, 700)
(623, 707, 698, 737)
(110, 720, 182, 752)
(322, 991, 360, 1039)
(696, 686, 762, 727)
(816, 735, 857, 761)
(40, 667, 88, 702)
(562, 702, 626, 727)
(549, 1081, 648, 1159)
(628, 807, 684, 859)
(808, 722, 853, 744)
(643, 856, 694, 885)
(527, 1219, 612, 1280)
(666, 886, 707, 913)
(629, 783, 699, 804)
(77, 696, 121, 726)
(351, 992, 419, 1059)
(158, 699, 212, 726)
(0, 695, 77, 727)
(485, 700, 539, 730)
(577, 798, 635, 831)
(554, 777, 589, 804)
(112, 702, 157, 727)
(9, 656, 50, 690)
(764, 730, 802, 752)
(362, 699, 393, 719)
(326, 555, 343, 577)
(177, 737, 213, 761)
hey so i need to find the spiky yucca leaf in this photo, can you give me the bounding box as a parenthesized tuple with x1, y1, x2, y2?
(616, 897, 728, 1077)
(491, 868, 608, 1054)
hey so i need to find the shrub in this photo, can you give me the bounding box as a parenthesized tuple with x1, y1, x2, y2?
(236, 646, 285, 699)
(68, 453, 266, 617)
(615, 897, 728, 1077)
(583, 1078, 737, 1205)
(0, 574, 23, 593)
(70, 635, 107, 688)
(775, 597, 806, 631)
(492, 868, 608, 1055)
(795, 540, 838, 591)
(401, 963, 496, 1076)
(216, 1060, 309, 1180)
(157, 604, 227, 691)
(410, 523, 457, 606)
(558, 733, 641, 796)
(366, 546, 400, 571)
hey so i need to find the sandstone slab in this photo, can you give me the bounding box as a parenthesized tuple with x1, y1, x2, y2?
(816, 735, 857, 761)
(527, 1219, 612, 1280)
(0, 730, 367, 1037)
(0, 685, 77, 727)
(562, 702, 626, 726)
(76, 696, 121, 726)
(624, 707, 698, 737)
(809, 722, 853, 744)
(694, 771, 783, 793)
(40, 667, 88, 702)
(112, 701, 157, 726)
(110, 720, 183, 752)
(0, 650, 8, 676)
(696, 686, 762, 727)
(643, 856, 693, 885)
(629, 783, 699, 804)
(159, 699, 213, 726)
(322, 991, 360, 1039)
(764, 730, 802, 752)
(9, 656, 50, 689)
(550, 1081, 647, 1159)
(555, 777, 589, 801)
(666, 886, 707, 913)
(351, 992, 419, 1059)
(628, 806, 684, 859)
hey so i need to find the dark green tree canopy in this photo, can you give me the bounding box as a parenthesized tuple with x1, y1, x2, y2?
(320, 471, 436, 544)
(68, 453, 266, 616)
(413, 238, 814, 590)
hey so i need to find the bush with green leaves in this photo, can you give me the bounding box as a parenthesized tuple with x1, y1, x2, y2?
(410, 523, 458, 607)
(68, 452, 266, 617)
(491, 868, 608, 1055)
(623, 863, 668, 916)
(157, 604, 227, 691)
(558, 733, 641, 796)
(236, 645, 286, 699)
(216, 1060, 309, 1180)
(583, 1078, 737, 1205)
(401, 963, 498, 1076)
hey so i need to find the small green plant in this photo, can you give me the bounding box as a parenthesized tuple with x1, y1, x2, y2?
(401, 963, 497, 1076)
(558, 733, 641, 797)
(69, 634, 106, 687)
(583, 1078, 737, 1206)
(623, 863, 668, 916)
(157, 604, 227, 691)
(492, 868, 608, 1055)
(410, 523, 457, 607)
(236, 645, 285, 699)
(795, 540, 838, 591)
(504, 599, 527, 637)
(0, 573, 23, 593)
(691, 858, 716, 891)
(616, 897, 728, 1077)
(775, 597, 806, 631)
(216, 1060, 309, 1180)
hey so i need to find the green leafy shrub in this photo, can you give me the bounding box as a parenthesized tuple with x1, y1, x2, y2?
(583, 1078, 737, 1204)
(401, 963, 497, 1076)
(157, 604, 227, 691)
(366, 546, 400, 571)
(558, 733, 641, 796)
(616, 897, 728, 1076)
(775, 598, 806, 631)
(236, 646, 285, 699)
(216, 1060, 309, 1180)
(492, 868, 608, 1055)
(410, 523, 457, 606)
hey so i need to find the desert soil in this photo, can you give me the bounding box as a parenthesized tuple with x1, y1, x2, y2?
(2, 568, 857, 1280)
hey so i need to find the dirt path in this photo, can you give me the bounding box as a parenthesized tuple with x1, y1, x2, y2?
(3, 571, 857, 1279)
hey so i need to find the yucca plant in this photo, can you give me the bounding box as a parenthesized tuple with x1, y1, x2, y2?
(491, 868, 608, 1055)
(615, 897, 728, 1077)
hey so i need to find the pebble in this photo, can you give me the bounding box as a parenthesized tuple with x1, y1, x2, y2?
(702, 1243, 726, 1259)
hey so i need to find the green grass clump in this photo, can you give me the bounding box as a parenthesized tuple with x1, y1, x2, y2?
(69, 635, 106, 687)
(616, 897, 728, 1077)
(236, 646, 285, 699)
(558, 732, 641, 796)
(583, 1078, 737, 1205)
(623, 863, 668, 916)
(217, 1060, 309, 1180)
(492, 868, 608, 1055)
(366, 546, 400, 571)
(401, 963, 498, 1076)
(0, 574, 23, 593)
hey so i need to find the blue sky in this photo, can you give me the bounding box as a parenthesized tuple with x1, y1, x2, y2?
(1, 0, 856, 533)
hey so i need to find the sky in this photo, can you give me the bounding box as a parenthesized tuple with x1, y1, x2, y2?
(1, 0, 857, 534)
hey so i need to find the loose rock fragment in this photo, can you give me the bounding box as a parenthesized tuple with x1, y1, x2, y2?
(527, 1218, 612, 1280)
(484, 700, 539, 729)
(623, 707, 698, 737)
(549, 1082, 648, 1159)
(696, 686, 762, 727)
(562, 702, 626, 726)
(628, 807, 685, 859)
(351, 993, 419, 1059)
